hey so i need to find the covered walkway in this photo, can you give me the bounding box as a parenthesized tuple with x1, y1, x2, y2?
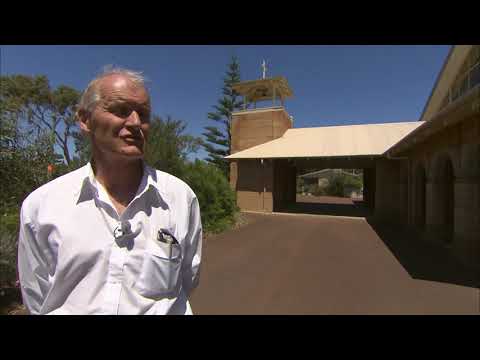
(228, 121, 421, 218)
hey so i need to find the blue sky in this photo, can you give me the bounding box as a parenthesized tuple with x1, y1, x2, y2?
(1, 45, 451, 160)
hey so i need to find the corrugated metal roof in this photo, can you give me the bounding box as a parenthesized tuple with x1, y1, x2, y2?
(226, 121, 423, 159)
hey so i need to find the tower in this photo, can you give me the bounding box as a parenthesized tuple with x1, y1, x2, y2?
(229, 64, 295, 212)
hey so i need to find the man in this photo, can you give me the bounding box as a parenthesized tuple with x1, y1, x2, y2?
(17, 67, 202, 315)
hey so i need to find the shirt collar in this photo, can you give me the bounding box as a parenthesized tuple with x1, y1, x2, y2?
(74, 161, 169, 207)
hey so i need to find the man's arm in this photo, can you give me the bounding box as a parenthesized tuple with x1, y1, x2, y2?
(181, 196, 202, 298)
(17, 205, 51, 315)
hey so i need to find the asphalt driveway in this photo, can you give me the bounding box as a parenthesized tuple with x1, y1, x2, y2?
(190, 211, 479, 315)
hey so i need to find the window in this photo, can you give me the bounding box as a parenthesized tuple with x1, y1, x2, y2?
(441, 45, 480, 110)
(470, 63, 480, 89)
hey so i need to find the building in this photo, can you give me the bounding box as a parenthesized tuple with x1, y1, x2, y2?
(227, 45, 480, 269)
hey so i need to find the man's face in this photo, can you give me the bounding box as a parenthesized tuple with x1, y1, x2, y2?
(84, 75, 151, 160)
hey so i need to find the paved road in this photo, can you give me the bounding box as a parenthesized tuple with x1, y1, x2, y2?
(288, 195, 372, 217)
(190, 212, 479, 314)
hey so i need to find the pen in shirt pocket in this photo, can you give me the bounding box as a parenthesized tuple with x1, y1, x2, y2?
(157, 229, 176, 259)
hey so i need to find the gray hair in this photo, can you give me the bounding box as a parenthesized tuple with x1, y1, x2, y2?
(77, 65, 148, 116)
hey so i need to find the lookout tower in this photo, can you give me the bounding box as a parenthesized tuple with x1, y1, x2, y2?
(233, 75, 293, 110)
(230, 61, 294, 154)
(229, 62, 296, 212)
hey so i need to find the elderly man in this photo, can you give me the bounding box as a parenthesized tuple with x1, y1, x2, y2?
(17, 67, 202, 315)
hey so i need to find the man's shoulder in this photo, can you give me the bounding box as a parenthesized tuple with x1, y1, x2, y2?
(21, 166, 87, 218)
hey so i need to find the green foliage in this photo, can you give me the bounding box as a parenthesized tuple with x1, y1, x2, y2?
(0, 207, 19, 286)
(296, 177, 305, 193)
(326, 176, 345, 197)
(312, 185, 326, 196)
(0, 74, 80, 165)
(325, 173, 363, 197)
(0, 231, 18, 287)
(145, 115, 202, 179)
(182, 160, 238, 233)
(1, 132, 58, 211)
(343, 173, 363, 189)
(296, 177, 326, 196)
(72, 131, 91, 167)
(202, 56, 244, 177)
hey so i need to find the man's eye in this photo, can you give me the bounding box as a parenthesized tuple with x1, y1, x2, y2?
(111, 106, 132, 117)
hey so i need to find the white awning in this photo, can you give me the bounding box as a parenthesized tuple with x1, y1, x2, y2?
(226, 121, 423, 159)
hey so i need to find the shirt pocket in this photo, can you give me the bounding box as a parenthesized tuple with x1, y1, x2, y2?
(136, 239, 183, 299)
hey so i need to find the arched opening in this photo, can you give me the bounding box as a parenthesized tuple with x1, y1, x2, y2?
(413, 163, 426, 228)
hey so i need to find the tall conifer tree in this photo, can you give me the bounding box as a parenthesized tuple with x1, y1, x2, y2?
(202, 56, 244, 177)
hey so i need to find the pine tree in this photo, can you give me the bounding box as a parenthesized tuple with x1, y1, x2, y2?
(202, 56, 244, 177)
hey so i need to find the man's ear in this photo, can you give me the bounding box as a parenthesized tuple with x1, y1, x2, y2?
(77, 109, 92, 135)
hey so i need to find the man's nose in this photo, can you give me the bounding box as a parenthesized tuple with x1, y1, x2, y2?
(125, 110, 141, 127)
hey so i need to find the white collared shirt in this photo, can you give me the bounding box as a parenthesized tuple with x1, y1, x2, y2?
(17, 162, 202, 315)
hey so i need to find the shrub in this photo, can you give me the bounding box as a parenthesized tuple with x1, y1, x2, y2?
(343, 173, 362, 189)
(306, 184, 314, 194)
(0, 211, 19, 287)
(296, 177, 305, 193)
(312, 185, 326, 196)
(325, 175, 345, 197)
(324, 172, 363, 197)
(181, 160, 238, 234)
